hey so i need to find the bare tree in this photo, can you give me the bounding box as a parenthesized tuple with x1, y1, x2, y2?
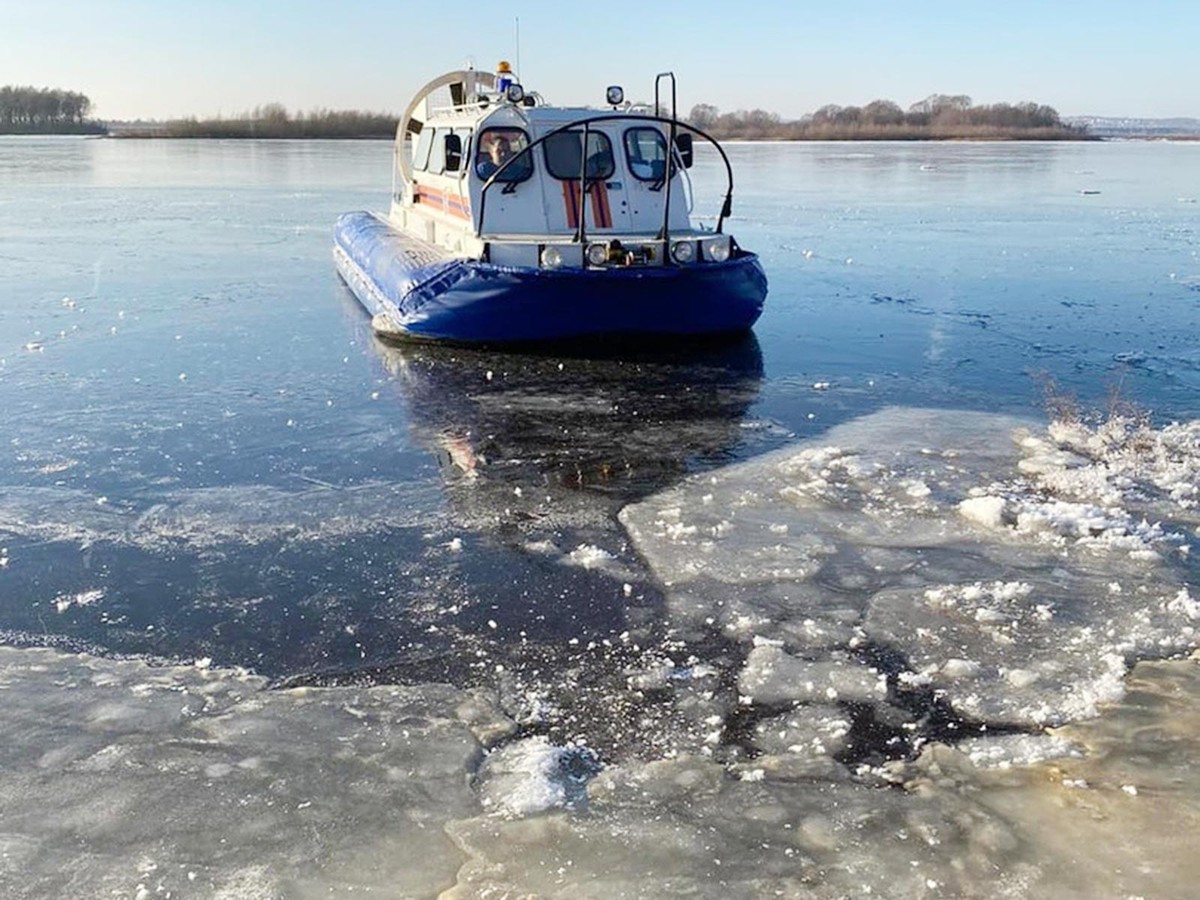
(687, 103, 719, 129)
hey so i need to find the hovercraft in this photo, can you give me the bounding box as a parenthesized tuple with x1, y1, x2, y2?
(333, 64, 767, 344)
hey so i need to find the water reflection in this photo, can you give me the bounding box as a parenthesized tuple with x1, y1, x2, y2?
(0, 327, 767, 682)
(371, 335, 766, 535)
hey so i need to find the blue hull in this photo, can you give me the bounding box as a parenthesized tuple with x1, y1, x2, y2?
(333, 212, 767, 344)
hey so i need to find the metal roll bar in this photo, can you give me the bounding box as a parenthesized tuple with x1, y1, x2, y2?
(476, 112, 737, 257)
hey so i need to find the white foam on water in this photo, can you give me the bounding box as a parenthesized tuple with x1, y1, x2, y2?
(515, 539, 639, 580)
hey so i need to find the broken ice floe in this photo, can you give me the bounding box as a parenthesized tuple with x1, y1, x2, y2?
(3, 645, 1198, 898)
(751, 705, 852, 759)
(0, 481, 443, 550)
(446, 657, 1200, 900)
(738, 641, 887, 706)
(53, 588, 105, 614)
(522, 539, 640, 580)
(621, 407, 1199, 731)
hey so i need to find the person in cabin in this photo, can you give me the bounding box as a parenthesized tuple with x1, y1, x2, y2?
(477, 135, 514, 178)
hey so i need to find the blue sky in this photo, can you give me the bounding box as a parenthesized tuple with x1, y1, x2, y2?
(1, 0, 1195, 120)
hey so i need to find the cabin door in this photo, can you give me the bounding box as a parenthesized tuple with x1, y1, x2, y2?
(541, 130, 632, 235)
(617, 125, 687, 235)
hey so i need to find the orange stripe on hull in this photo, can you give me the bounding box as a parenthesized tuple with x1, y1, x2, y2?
(414, 184, 472, 221)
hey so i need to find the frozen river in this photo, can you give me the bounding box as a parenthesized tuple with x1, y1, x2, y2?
(1, 136, 1198, 897)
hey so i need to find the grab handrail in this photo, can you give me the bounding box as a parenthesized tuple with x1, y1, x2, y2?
(655, 72, 677, 248)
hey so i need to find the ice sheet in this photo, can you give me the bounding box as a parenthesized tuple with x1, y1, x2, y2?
(0, 646, 506, 898)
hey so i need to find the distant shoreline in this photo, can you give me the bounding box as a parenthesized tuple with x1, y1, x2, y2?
(109, 130, 391, 140)
(104, 124, 1093, 142)
(106, 108, 398, 141)
(91, 119, 1200, 144)
(15, 128, 1196, 143)
(0, 123, 107, 136)
(98, 133, 1200, 142)
(95, 98, 1199, 142)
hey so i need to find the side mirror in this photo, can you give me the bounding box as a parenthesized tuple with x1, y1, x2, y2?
(674, 133, 694, 169)
(444, 133, 463, 172)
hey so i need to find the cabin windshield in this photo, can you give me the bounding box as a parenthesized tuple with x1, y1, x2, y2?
(543, 130, 615, 181)
(475, 127, 533, 182)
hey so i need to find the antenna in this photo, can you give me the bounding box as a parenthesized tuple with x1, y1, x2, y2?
(515, 17, 521, 79)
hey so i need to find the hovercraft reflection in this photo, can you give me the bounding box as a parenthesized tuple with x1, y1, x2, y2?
(369, 335, 765, 532)
(334, 65, 768, 344)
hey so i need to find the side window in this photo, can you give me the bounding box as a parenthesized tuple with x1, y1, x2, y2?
(454, 127, 473, 173)
(623, 127, 668, 182)
(543, 131, 615, 181)
(426, 127, 447, 174)
(475, 127, 533, 182)
(412, 126, 434, 171)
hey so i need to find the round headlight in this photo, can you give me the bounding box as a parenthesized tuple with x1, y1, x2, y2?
(586, 242, 609, 266)
(706, 236, 731, 262)
(505, 83, 525, 104)
(541, 246, 563, 269)
(671, 240, 696, 264)
(606, 85, 624, 106)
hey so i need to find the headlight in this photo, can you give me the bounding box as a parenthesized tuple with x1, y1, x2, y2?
(606, 85, 624, 106)
(705, 236, 731, 262)
(541, 246, 563, 268)
(671, 240, 696, 264)
(505, 83, 525, 104)
(586, 242, 609, 266)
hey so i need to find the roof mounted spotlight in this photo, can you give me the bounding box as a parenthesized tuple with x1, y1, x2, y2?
(605, 85, 624, 107)
(505, 82, 525, 104)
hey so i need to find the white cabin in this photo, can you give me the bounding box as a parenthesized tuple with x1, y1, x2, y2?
(387, 68, 733, 271)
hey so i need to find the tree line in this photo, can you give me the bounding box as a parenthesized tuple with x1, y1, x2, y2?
(144, 104, 398, 139)
(0, 86, 105, 134)
(687, 94, 1090, 140)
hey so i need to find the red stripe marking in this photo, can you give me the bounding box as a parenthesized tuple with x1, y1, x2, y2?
(560, 180, 614, 229)
(561, 180, 580, 229)
(589, 181, 612, 228)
